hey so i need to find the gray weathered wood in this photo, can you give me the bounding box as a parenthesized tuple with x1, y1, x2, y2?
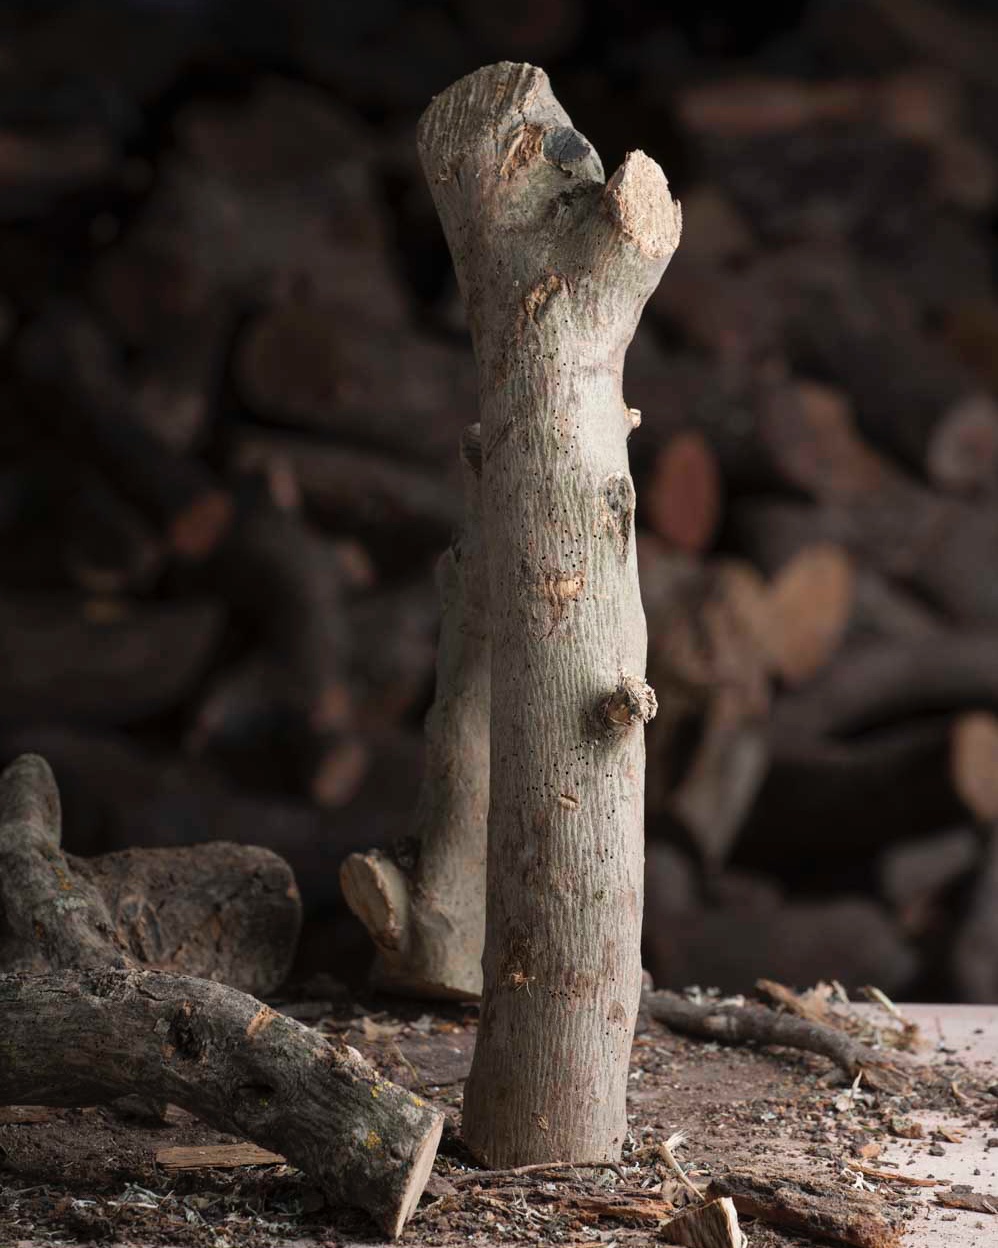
(418, 61, 681, 1164)
(0, 969, 442, 1238)
(341, 424, 490, 999)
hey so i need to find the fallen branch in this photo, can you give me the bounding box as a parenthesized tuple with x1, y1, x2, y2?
(642, 989, 910, 1092)
(0, 968, 442, 1238)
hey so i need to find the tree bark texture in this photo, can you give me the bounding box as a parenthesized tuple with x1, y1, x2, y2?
(0, 753, 301, 995)
(419, 62, 681, 1165)
(341, 424, 490, 999)
(0, 968, 442, 1239)
(0, 752, 441, 1235)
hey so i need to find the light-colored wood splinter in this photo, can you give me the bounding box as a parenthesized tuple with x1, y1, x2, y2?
(156, 1143, 286, 1172)
(419, 61, 681, 1165)
(661, 1197, 746, 1248)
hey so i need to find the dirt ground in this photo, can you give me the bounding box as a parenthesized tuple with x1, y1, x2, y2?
(2, 991, 997, 1247)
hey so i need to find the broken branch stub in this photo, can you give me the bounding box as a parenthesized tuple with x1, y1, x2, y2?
(341, 423, 490, 999)
(419, 62, 681, 1164)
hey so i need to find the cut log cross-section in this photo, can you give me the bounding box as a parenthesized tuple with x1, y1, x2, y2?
(341, 423, 490, 999)
(419, 62, 681, 1164)
(0, 754, 443, 1237)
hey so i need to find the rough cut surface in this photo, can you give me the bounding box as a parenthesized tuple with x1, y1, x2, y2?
(341, 424, 489, 1000)
(0, 969, 443, 1238)
(418, 61, 681, 1164)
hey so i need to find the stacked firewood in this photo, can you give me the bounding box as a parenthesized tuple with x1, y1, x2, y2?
(2, 0, 998, 1000)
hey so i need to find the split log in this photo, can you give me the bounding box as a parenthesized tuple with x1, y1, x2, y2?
(762, 544, 855, 686)
(642, 989, 909, 1093)
(641, 429, 722, 554)
(420, 61, 680, 1164)
(0, 752, 300, 995)
(0, 594, 224, 728)
(707, 1168, 902, 1248)
(0, 969, 442, 1239)
(341, 425, 489, 1000)
(730, 499, 943, 643)
(661, 1197, 745, 1248)
(0, 753, 442, 1234)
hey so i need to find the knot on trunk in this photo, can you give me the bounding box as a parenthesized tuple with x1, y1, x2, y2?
(600, 675, 658, 731)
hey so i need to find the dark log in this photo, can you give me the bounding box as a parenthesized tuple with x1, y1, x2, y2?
(61, 471, 163, 595)
(231, 429, 459, 541)
(0, 593, 224, 728)
(71, 844, 301, 998)
(0, 752, 300, 996)
(643, 848, 916, 995)
(232, 302, 477, 464)
(757, 377, 998, 622)
(642, 989, 909, 1092)
(0, 968, 442, 1239)
(735, 716, 998, 879)
(770, 634, 998, 740)
(707, 1168, 902, 1248)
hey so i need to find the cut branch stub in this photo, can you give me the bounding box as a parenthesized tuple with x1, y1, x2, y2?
(419, 62, 680, 1165)
(341, 422, 490, 1000)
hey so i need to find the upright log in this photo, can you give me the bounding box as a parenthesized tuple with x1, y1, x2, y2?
(419, 62, 680, 1164)
(341, 424, 490, 999)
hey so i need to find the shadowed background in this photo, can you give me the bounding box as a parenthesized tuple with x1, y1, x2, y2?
(2, 0, 998, 1001)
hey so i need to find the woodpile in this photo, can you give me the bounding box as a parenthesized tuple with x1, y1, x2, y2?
(1, 0, 998, 1002)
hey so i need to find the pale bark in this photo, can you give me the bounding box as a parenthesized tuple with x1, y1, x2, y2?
(341, 424, 489, 999)
(419, 62, 680, 1164)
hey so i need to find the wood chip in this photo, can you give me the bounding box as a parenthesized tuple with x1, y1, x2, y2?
(661, 1196, 747, 1247)
(155, 1143, 286, 1171)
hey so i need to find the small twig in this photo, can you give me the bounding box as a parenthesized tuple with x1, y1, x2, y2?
(658, 1132, 703, 1202)
(449, 1160, 626, 1186)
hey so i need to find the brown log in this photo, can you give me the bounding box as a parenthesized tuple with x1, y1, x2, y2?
(71, 844, 301, 998)
(342, 425, 489, 1000)
(735, 716, 998, 877)
(0, 753, 442, 1233)
(642, 989, 909, 1093)
(770, 633, 998, 740)
(730, 499, 944, 644)
(642, 550, 770, 866)
(0, 727, 420, 914)
(0, 752, 300, 996)
(232, 300, 476, 464)
(763, 544, 855, 686)
(707, 1168, 902, 1248)
(0, 594, 224, 728)
(758, 376, 998, 622)
(231, 428, 459, 540)
(641, 429, 722, 554)
(0, 969, 442, 1239)
(643, 849, 916, 996)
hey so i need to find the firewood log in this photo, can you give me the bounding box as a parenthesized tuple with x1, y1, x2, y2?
(0, 593, 224, 728)
(0, 753, 442, 1235)
(342, 425, 489, 1001)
